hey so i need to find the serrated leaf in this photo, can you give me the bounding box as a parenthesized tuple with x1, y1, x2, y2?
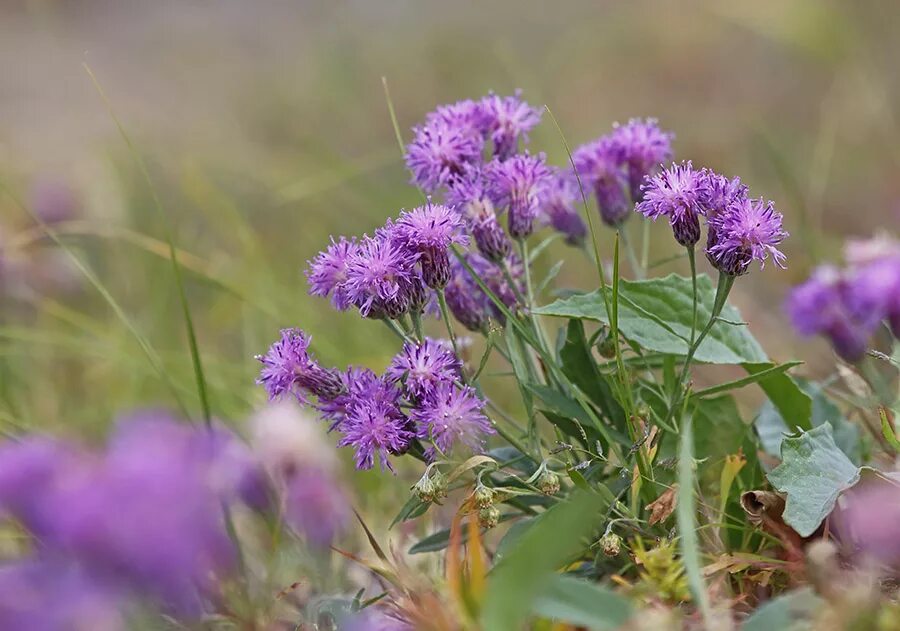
(767, 425, 860, 537)
(532, 574, 633, 630)
(533, 273, 768, 364)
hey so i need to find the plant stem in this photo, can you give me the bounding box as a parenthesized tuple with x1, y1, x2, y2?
(640, 218, 651, 270)
(436, 290, 459, 357)
(410, 310, 424, 343)
(383, 318, 414, 345)
(619, 223, 645, 280)
(687, 246, 698, 348)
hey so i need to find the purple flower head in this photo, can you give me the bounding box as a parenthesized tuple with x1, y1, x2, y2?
(0, 560, 124, 631)
(846, 243, 900, 338)
(387, 338, 462, 400)
(636, 161, 705, 247)
(344, 233, 420, 318)
(30, 176, 81, 225)
(445, 259, 490, 332)
(395, 204, 469, 289)
(284, 467, 349, 547)
(338, 398, 416, 472)
(472, 212, 512, 263)
(478, 90, 543, 160)
(486, 152, 552, 239)
(425, 99, 486, 140)
(537, 169, 587, 246)
(412, 383, 494, 459)
(256, 328, 343, 402)
(698, 170, 748, 219)
(573, 138, 630, 226)
(707, 197, 788, 276)
(786, 266, 874, 362)
(405, 118, 484, 194)
(306, 236, 358, 310)
(609, 118, 674, 203)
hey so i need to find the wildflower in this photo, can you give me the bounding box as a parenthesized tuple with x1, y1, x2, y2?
(487, 152, 552, 238)
(256, 328, 343, 402)
(478, 90, 542, 160)
(477, 505, 501, 529)
(707, 197, 787, 276)
(845, 237, 900, 338)
(573, 138, 630, 226)
(395, 204, 468, 289)
(609, 117, 673, 203)
(338, 398, 416, 471)
(636, 161, 705, 247)
(786, 266, 873, 362)
(697, 170, 748, 267)
(306, 236, 358, 310)
(425, 99, 485, 141)
(387, 338, 462, 400)
(411, 383, 494, 458)
(537, 169, 587, 246)
(445, 261, 490, 332)
(30, 176, 81, 224)
(472, 213, 513, 262)
(405, 118, 484, 194)
(344, 233, 421, 318)
(447, 168, 513, 262)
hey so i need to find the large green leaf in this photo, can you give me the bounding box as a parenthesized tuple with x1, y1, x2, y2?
(744, 363, 812, 432)
(532, 575, 633, 630)
(767, 425, 860, 537)
(742, 587, 822, 631)
(533, 273, 768, 364)
(480, 490, 610, 631)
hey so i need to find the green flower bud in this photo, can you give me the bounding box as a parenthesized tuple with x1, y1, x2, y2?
(599, 532, 623, 557)
(537, 470, 560, 496)
(430, 469, 448, 501)
(595, 327, 617, 358)
(473, 484, 494, 509)
(478, 505, 501, 530)
(413, 475, 437, 503)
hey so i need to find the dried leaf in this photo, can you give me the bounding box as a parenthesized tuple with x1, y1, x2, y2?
(646, 485, 678, 525)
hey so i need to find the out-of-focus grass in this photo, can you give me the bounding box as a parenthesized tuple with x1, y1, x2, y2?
(1, 0, 898, 529)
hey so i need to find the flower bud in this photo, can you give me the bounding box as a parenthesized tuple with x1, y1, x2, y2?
(537, 470, 560, 496)
(473, 484, 494, 509)
(478, 506, 500, 530)
(596, 328, 617, 359)
(413, 475, 437, 503)
(430, 469, 448, 501)
(599, 532, 623, 557)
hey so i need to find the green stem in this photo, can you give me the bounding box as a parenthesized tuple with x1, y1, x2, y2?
(640, 218, 651, 270)
(436, 290, 459, 357)
(619, 224, 645, 280)
(410, 310, 424, 343)
(687, 246, 698, 348)
(383, 318, 414, 345)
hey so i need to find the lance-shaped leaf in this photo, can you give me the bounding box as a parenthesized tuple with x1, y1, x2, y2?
(767, 425, 860, 537)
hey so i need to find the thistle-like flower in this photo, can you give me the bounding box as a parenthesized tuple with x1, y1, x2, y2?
(537, 169, 587, 245)
(609, 117, 674, 203)
(573, 138, 630, 226)
(256, 329, 343, 402)
(411, 383, 494, 459)
(306, 236, 358, 310)
(337, 398, 416, 472)
(486, 152, 552, 238)
(395, 204, 468, 289)
(344, 233, 421, 318)
(405, 118, 484, 194)
(387, 338, 462, 400)
(707, 197, 787, 276)
(636, 161, 705, 247)
(478, 90, 542, 160)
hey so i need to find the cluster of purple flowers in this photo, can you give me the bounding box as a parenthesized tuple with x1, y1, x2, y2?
(0, 410, 347, 626)
(257, 331, 494, 470)
(786, 235, 900, 362)
(636, 161, 789, 276)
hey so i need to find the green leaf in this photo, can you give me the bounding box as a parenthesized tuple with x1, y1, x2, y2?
(745, 363, 812, 432)
(693, 395, 749, 466)
(880, 408, 900, 453)
(525, 383, 630, 447)
(480, 490, 610, 631)
(534, 273, 768, 364)
(559, 320, 625, 427)
(742, 587, 822, 631)
(389, 496, 430, 529)
(408, 526, 458, 555)
(767, 425, 861, 537)
(532, 575, 633, 630)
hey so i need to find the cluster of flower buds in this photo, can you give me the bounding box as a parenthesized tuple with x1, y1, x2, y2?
(786, 234, 900, 362)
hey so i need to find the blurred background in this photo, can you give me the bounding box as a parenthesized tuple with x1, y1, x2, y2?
(1, 0, 898, 516)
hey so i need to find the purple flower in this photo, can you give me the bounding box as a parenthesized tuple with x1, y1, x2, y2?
(478, 91, 542, 160)
(284, 467, 349, 547)
(344, 234, 421, 318)
(0, 560, 124, 631)
(834, 482, 900, 567)
(395, 204, 468, 289)
(698, 170, 748, 218)
(405, 119, 484, 194)
(30, 176, 81, 225)
(486, 152, 552, 238)
(256, 328, 343, 402)
(845, 237, 900, 338)
(707, 197, 788, 276)
(387, 338, 462, 400)
(537, 169, 587, 245)
(425, 99, 486, 140)
(636, 161, 705, 247)
(445, 260, 490, 332)
(306, 236, 358, 310)
(609, 118, 673, 203)
(573, 138, 630, 226)
(786, 266, 874, 362)
(338, 398, 415, 472)
(412, 384, 494, 459)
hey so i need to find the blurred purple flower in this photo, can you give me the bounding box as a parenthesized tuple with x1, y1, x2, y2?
(284, 467, 350, 547)
(387, 338, 461, 400)
(845, 237, 900, 338)
(405, 119, 484, 194)
(573, 138, 630, 227)
(609, 118, 673, 203)
(412, 383, 493, 459)
(30, 177, 81, 225)
(486, 152, 552, 238)
(636, 161, 705, 247)
(707, 197, 787, 276)
(256, 328, 343, 402)
(395, 204, 468, 289)
(344, 234, 421, 318)
(537, 169, 587, 246)
(306, 236, 358, 311)
(478, 91, 542, 160)
(834, 481, 900, 567)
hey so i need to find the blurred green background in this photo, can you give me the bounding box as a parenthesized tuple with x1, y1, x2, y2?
(1, 0, 898, 512)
